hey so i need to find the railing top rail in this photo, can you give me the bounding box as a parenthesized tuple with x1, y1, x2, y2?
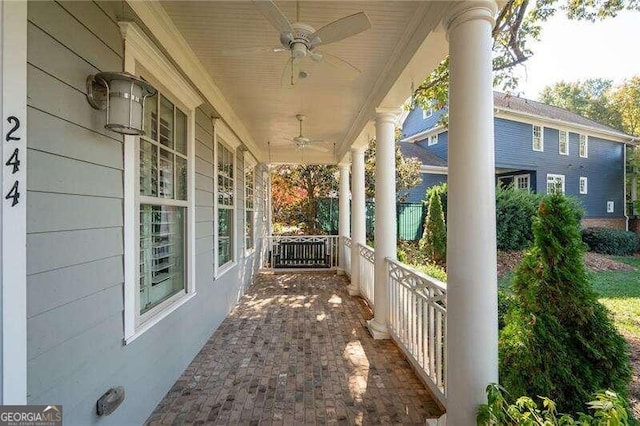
(262, 235, 338, 239)
(357, 243, 374, 253)
(386, 257, 447, 293)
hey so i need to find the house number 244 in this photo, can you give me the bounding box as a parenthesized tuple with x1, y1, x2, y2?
(4, 116, 21, 206)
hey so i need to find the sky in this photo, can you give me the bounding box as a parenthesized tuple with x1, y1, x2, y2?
(517, 9, 640, 99)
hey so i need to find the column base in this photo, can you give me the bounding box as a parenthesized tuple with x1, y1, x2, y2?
(367, 319, 389, 340)
(336, 268, 345, 276)
(347, 284, 360, 296)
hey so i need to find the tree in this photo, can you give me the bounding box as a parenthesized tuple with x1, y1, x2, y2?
(499, 194, 630, 414)
(419, 190, 447, 266)
(539, 79, 622, 130)
(271, 164, 338, 232)
(364, 133, 422, 201)
(412, 1, 640, 113)
(612, 76, 640, 137)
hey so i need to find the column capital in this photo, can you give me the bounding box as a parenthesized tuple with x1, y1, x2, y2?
(375, 107, 402, 124)
(338, 162, 351, 171)
(351, 146, 367, 155)
(443, 1, 498, 34)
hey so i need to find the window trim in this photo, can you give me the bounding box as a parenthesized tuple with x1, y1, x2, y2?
(579, 176, 588, 194)
(422, 107, 433, 119)
(558, 129, 569, 155)
(546, 173, 565, 195)
(579, 134, 588, 158)
(122, 22, 202, 344)
(427, 134, 438, 146)
(515, 174, 530, 190)
(213, 120, 241, 278)
(532, 125, 544, 152)
(607, 201, 615, 213)
(244, 152, 257, 256)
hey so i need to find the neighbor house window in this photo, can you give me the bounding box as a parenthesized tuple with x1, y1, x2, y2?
(515, 174, 530, 190)
(546, 174, 565, 195)
(139, 92, 190, 316)
(427, 134, 438, 146)
(579, 134, 588, 158)
(245, 166, 255, 252)
(579, 177, 588, 194)
(607, 201, 615, 213)
(217, 140, 235, 268)
(532, 125, 544, 151)
(559, 130, 569, 155)
(422, 107, 433, 119)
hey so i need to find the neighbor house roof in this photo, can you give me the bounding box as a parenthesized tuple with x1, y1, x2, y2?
(398, 141, 447, 167)
(493, 92, 635, 140)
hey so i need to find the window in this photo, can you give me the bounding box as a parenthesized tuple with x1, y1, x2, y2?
(579, 134, 588, 158)
(559, 130, 569, 155)
(138, 93, 189, 316)
(427, 134, 438, 146)
(245, 165, 255, 252)
(607, 201, 615, 213)
(532, 125, 544, 151)
(515, 174, 530, 190)
(217, 140, 235, 268)
(546, 174, 565, 195)
(579, 177, 588, 194)
(422, 107, 433, 119)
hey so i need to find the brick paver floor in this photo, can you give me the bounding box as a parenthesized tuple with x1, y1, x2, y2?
(147, 272, 443, 425)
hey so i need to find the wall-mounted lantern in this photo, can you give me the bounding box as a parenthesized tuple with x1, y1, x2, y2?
(86, 72, 156, 135)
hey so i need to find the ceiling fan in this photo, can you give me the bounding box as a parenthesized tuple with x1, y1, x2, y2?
(281, 114, 329, 152)
(233, 0, 371, 85)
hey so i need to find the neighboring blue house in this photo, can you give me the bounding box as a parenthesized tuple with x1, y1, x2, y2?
(401, 92, 638, 229)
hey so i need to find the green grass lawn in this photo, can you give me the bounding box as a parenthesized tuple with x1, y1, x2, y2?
(591, 256, 640, 336)
(499, 256, 640, 337)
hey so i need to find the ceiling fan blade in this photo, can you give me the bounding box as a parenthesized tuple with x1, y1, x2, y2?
(253, 0, 293, 34)
(311, 12, 371, 47)
(319, 51, 361, 79)
(219, 46, 286, 57)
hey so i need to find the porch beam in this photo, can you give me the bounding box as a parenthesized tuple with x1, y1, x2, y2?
(444, 1, 499, 424)
(338, 163, 350, 274)
(348, 148, 366, 296)
(368, 108, 400, 339)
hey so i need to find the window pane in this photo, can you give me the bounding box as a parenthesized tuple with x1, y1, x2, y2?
(176, 155, 187, 201)
(159, 148, 174, 198)
(143, 94, 158, 140)
(175, 109, 187, 155)
(140, 139, 158, 196)
(218, 208, 233, 266)
(246, 210, 254, 250)
(159, 96, 174, 149)
(139, 205, 185, 314)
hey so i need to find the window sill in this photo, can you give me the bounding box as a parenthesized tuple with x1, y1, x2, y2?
(215, 261, 236, 279)
(124, 292, 197, 345)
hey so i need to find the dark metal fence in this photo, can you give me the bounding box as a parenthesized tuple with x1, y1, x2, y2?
(316, 198, 426, 241)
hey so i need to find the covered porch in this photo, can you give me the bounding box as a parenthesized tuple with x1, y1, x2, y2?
(147, 272, 442, 424)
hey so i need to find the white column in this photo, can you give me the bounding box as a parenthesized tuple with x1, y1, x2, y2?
(632, 146, 638, 216)
(444, 2, 498, 424)
(348, 148, 366, 296)
(368, 109, 399, 340)
(338, 163, 350, 274)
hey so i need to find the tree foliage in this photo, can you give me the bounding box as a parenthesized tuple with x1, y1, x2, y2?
(412, 0, 640, 113)
(499, 194, 631, 414)
(364, 133, 422, 201)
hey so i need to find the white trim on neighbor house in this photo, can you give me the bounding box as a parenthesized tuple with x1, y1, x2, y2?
(1, 0, 27, 404)
(400, 125, 446, 143)
(558, 129, 569, 155)
(420, 165, 448, 175)
(121, 21, 202, 344)
(579, 134, 589, 158)
(532, 124, 544, 152)
(213, 119, 238, 278)
(422, 107, 433, 119)
(580, 176, 588, 194)
(495, 108, 636, 145)
(607, 200, 615, 213)
(427, 134, 438, 146)
(125, 1, 264, 162)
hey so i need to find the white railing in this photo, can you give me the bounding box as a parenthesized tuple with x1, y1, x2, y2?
(387, 258, 447, 406)
(357, 243, 375, 306)
(259, 235, 339, 270)
(343, 237, 352, 277)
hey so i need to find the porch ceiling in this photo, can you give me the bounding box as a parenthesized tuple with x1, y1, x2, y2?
(159, 1, 449, 164)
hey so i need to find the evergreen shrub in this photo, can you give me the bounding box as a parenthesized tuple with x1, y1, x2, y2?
(419, 190, 447, 266)
(581, 226, 639, 255)
(499, 194, 631, 414)
(495, 185, 543, 250)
